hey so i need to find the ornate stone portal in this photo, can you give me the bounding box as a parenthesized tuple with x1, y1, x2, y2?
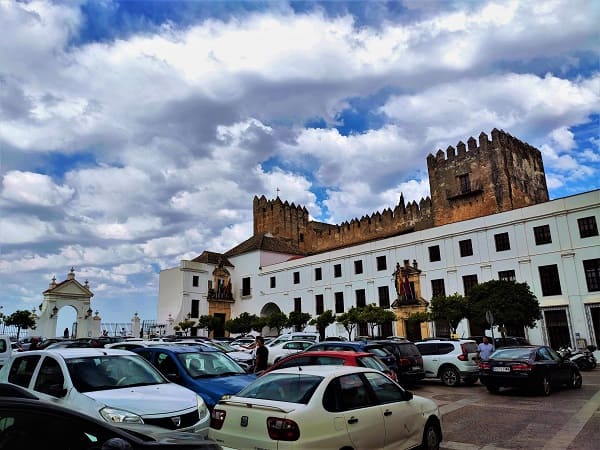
(207, 259, 234, 332)
(391, 260, 430, 341)
(36, 268, 100, 338)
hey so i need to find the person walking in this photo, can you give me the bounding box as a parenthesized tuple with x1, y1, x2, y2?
(477, 336, 494, 361)
(254, 336, 269, 373)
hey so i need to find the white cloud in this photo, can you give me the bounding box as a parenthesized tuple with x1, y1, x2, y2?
(2, 171, 74, 206)
(0, 215, 57, 245)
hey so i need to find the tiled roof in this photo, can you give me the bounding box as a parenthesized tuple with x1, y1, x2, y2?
(225, 233, 305, 258)
(191, 251, 234, 267)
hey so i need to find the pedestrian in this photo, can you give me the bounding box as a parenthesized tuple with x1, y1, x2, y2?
(120, 327, 126, 337)
(253, 336, 269, 373)
(29, 337, 40, 350)
(63, 327, 69, 339)
(477, 336, 494, 361)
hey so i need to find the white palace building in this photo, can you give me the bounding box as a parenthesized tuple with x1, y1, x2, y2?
(158, 129, 600, 350)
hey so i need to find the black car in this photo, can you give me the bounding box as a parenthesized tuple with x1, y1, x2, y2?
(0, 383, 222, 449)
(305, 341, 398, 373)
(370, 340, 426, 385)
(478, 345, 582, 396)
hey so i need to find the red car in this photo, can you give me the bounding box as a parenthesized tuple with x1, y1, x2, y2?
(258, 350, 397, 381)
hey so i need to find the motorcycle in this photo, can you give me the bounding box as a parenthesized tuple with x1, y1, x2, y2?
(583, 345, 597, 369)
(559, 345, 596, 371)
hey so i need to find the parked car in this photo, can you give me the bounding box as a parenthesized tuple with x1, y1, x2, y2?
(305, 341, 398, 373)
(17, 336, 46, 351)
(104, 340, 180, 351)
(265, 332, 321, 348)
(0, 348, 210, 435)
(133, 345, 257, 410)
(0, 383, 222, 449)
(371, 339, 426, 385)
(266, 339, 314, 365)
(258, 350, 397, 381)
(175, 339, 254, 370)
(209, 365, 442, 449)
(469, 336, 530, 348)
(415, 339, 480, 386)
(478, 345, 582, 395)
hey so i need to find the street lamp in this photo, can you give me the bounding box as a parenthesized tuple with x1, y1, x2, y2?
(50, 305, 59, 318)
(85, 307, 93, 319)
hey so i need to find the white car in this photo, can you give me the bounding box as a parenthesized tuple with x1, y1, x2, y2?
(265, 332, 320, 348)
(266, 339, 314, 365)
(209, 365, 442, 450)
(0, 348, 210, 436)
(415, 339, 480, 386)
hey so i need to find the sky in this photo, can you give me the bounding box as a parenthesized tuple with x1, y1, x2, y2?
(0, 0, 599, 332)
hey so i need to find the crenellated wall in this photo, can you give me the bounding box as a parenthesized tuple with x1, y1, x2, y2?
(254, 129, 549, 254)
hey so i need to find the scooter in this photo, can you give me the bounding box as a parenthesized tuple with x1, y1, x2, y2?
(558, 346, 595, 370)
(583, 345, 597, 369)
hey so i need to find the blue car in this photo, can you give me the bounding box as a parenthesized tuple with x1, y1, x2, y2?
(133, 345, 256, 409)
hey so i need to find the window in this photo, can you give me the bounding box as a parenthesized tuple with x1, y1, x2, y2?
(459, 239, 473, 257)
(459, 173, 471, 194)
(539, 265, 562, 296)
(192, 275, 199, 287)
(583, 259, 600, 292)
(354, 260, 363, 275)
(376, 256, 387, 271)
(314, 267, 322, 281)
(578, 216, 598, 238)
(242, 277, 251, 296)
(462, 274, 478, 296)
(355, 289, 366, 308)
(270, 276, 276, 288)
(335, 292, 344, 313)
(498, 270, 516, 282)
(494, 232, 510, 252)
(294, 298, 301, 313)
(334, 264, 342, 278)
(378, 286, 390, 309)
(191, 299, 199, 318)
(293, 271, 300, 284)
(429, 245, 441, 262)
(534, 225, 552, 245)
(34, 357, 64, 395)
(431, 279, 446, 298)
(315, 294, 324, 315)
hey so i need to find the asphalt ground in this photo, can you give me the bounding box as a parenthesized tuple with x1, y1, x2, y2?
(408, 367, 600, 450)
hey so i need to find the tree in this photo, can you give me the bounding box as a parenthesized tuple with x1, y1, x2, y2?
(466, 280, 541, 336)
(177, 319, 196, 336)
(337, 307, 361, 340)
(359, 304, 396, 337)
(4, 310, 37, 341)
(429, 293, 469, 335)
(310, 310, 335, 340)
(197, 315, 220, 335)
(287, 311, 312, 332)
(224, 312, 259, 335)
(266, 312, 288, 335)
(251, 316, 267, 334)
(407, 311, 430, 323)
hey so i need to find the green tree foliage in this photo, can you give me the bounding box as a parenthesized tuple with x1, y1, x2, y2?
(309, 310, 335, 340)
(359, 304, 396, 337)
(429, 293, 469, 334)
(466, 280, 541, 334)
(177, 319, 196, 336)
(251, 316, 267, 333)
(197, 315, 220, 333)
(224, 312, 260, 335)
(336, 307, 361, 340)
(266, 312, 288, 335)
(4, 310, 37, 340)
(287, 311, 312, 332)
(407, 311, 430, 323)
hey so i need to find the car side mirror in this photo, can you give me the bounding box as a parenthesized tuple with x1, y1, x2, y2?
(404, 390, 413, 401)
(48, 384, 68, 398)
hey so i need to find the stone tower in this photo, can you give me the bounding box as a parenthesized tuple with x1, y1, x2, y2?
(253, 196, 310, 252)
(427, 128, 548, 227)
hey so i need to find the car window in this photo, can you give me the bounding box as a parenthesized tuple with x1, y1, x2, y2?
(398, 344, 421, 357)
(415, 343, 436, 356)
(338, 373, 372, 410)
(364, 371, 405, 404)
(7, 355, 40, 388)
(462, 342, 478, 353)
(365, 347, 390, 358)
(356, 356, 389, 372)
(155, 352, 179, 376)
(313, 356, 344, 365)
(34, 357, 64, 396)
(493, 348, 533, 360)
(537, 347, 553, 361)
(237, 373, 322, 404)
(437, 343, 455, 354)
(547, 347, 563, 361)
(178, 351, 246, 377)
(278, 356, 312, 368)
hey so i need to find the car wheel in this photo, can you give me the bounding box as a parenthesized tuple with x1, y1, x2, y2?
(421, 421, 441, 450)
(539, 376, 551, 396)
(569, 370, 582, 389)
(440, 366, 460, 387)
(486, 385, 500, 394)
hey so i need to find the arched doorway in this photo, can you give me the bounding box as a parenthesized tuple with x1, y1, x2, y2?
(260, 302, 282, 336)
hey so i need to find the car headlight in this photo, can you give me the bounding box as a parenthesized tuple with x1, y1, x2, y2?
(100, 406, 144, 424)
(197, 395, 208, 419)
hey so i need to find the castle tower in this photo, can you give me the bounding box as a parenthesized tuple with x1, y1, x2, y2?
(427, 129, 548, 227)
(253, 195, 310, 252)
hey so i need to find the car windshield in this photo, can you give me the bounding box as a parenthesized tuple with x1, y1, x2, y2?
(461, 342, 478, 353)
(366, 347, 391, 358)
(178, 351, 246, 378)
(491, 348, 533, 360)
(357, 355, 389, 372)
(237, 373, 322, 404)
(397, 344, 420, 356)
(67, 355, 167, 392)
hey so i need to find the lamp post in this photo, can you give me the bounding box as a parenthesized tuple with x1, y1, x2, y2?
(50, 305, 59, 319)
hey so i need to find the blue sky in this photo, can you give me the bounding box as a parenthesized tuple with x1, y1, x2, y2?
(0, 0, 598, 331)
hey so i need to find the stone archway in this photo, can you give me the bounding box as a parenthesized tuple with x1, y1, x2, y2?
(260, 302, 282, 336)
(36, 268, 98, 339)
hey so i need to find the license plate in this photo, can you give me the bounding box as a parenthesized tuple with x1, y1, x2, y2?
(493, 366, 511, 372)
(412, 366, 420, 371)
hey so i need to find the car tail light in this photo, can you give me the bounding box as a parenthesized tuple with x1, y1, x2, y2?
(267, 417, 300, 441)
(210, 409, 226, 430)
(398, 357, 411, 367)
(385, 369, 398, 381)
(511, 363, 532, 371)
(457, 353, 467, 361)
(479, 361, 490, 370)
